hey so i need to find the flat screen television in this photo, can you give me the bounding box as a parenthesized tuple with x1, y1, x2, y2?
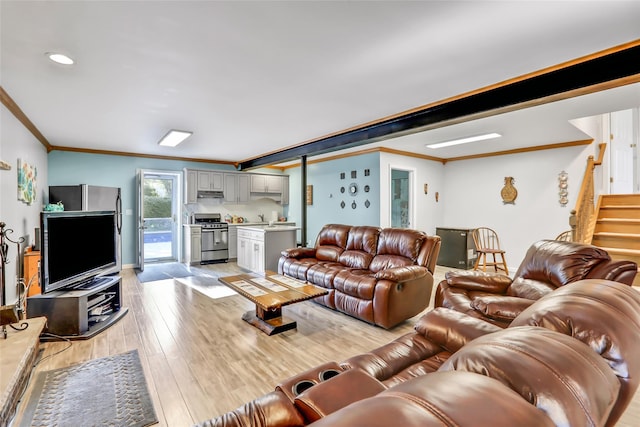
(40, 210, 119, 293)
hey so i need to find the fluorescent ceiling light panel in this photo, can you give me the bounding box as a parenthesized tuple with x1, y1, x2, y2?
(46, 52, 74, 65)
(426, 132, 502, 149)
(158, 130, 193, 147)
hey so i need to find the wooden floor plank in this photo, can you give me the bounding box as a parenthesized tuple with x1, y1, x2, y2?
(7, 262, 640, 426)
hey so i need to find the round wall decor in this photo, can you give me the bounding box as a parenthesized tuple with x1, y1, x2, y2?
(349, 182, 358, 196)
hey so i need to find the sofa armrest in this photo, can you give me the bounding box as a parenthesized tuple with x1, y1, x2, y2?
(293, 369, 386, 423)
(470, 296, 535, 322)
(374, 265, 428, 282)
(445, 270, 513, 293)
(281, 247, 317, 259)
(195, 390, 305, 427)
(586, 259, 638, 285)
(414, 308, 502, 353)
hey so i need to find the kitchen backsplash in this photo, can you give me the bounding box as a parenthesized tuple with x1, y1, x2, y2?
(182, 197, 293, 224)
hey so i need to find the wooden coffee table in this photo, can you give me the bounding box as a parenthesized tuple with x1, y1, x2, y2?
(218, 271, 328, 335)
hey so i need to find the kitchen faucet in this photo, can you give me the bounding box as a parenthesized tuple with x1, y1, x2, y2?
(258, 213, 264, 222)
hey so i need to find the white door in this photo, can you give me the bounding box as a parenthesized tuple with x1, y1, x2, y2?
(390, 168, 414, 228)
(610, 109, 636, 194)
(137, 169, 182, 268)
(136, 170, 145, 270)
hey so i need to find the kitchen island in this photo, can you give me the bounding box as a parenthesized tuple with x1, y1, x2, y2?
(236, 225, 299, 274)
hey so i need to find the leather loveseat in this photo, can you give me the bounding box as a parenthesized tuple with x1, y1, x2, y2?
(195, 278, 640, 427)
(435, 239, 638, 327)
(278, 224, 441, 329)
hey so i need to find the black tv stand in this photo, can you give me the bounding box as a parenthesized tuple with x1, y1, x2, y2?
(27, 275, 127, 340)
(72, 275, 113, 290)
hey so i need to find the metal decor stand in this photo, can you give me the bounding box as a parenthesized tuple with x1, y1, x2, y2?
(0, 221, 29, 339)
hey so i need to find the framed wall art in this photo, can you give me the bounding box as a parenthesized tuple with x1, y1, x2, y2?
(17, 158, 37, 205)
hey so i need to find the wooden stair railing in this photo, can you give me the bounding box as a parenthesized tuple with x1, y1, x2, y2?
(570, 143, 606, 244)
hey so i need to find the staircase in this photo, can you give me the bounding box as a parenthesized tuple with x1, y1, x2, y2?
(590, 194, 640, 286)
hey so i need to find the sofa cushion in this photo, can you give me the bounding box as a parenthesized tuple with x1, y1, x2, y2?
(340, 332, 449, 386)
(369, 229, 427, 273)
(513, 240, 610, 288)
(338, 226, 380, 269)
(439, 326, 620, 427)
(307, 264, 343, 289)
(511, 279, 640, 425)
(278, 257, 317, 281)
(314, 224, 351, 262)
(333, 271, 376, 300)
(307, 371, 556, 427)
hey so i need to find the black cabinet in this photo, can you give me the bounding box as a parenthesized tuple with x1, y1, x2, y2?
(436, 227, 477, 269)
(27, 276, 127, 339)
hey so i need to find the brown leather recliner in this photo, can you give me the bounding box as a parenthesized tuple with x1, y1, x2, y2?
(194, 279, 640, 427)
(278, 224, 441, 329)
(435, 239, 638, 327)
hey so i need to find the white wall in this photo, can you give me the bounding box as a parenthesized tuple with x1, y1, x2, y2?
(440, 144, 597, 269)
(0, 106, 48, 305)
(379, 152, 445, 235)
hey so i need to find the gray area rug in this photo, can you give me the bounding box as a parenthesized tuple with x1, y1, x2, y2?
(21, 350, 158, 427)
(136, 262, 194, 283)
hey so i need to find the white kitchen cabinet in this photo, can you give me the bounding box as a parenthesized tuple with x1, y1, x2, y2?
(183, 225, 202, 264)
(236, 226, 298, 273)
(185, 169, 198, 203)
(224, 173, 250, 203)
(228, 225, 238, 259)
(250, 174, 283, 193)
(197, 170, 224, 191)
(281, 175, 289, 205)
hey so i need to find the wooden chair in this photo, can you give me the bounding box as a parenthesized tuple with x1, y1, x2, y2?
(472, 227, 509, 275)
(555, 230, 573, 242)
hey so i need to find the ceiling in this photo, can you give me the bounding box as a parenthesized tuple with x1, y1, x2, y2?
(2, 1, 640, 167)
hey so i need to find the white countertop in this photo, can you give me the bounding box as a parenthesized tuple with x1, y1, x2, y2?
(236, 224, 300, 232)
(228, 221, 295, 226)
(184, 221, 295, 227)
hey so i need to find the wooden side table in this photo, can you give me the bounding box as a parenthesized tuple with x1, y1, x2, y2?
(23, 250, 41, 297)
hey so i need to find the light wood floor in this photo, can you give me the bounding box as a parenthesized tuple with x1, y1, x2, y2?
(11, 263, 640, 426)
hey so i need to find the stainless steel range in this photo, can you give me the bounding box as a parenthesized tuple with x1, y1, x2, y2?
(192, 213, 229, 263)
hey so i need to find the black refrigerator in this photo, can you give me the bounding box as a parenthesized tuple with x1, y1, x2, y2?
(48, 185, 122, 272)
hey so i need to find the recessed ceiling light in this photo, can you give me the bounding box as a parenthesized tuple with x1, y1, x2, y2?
(158, 130, 193, 147)
(46, 52, 75, 65)
(426, 132, 502, 149)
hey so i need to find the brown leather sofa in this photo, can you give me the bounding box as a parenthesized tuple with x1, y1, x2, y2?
(278, 224, 441, 329)
(195, 279, 640, 427)
(435, 239, 638, 326)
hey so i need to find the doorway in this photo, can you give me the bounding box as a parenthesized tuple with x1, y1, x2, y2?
(137, 170, 181, 267)
(390, 168, 414, 228)
(609, 108, 638, 194)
